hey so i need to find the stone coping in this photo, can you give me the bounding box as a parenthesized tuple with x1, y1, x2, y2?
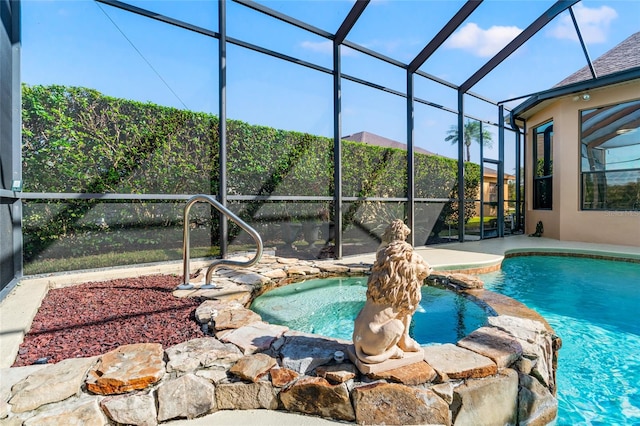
(504, 248, 640, 263)
(433, 261, 503, 275)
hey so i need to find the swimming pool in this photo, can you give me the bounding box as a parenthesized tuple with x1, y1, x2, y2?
(481, 255, 640, 425)
(250, 276, 487, 345)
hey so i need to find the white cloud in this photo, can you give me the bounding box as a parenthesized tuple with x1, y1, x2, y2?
(548, 3, 617, 43)
(300, 40, 333, 55)
(446, 23, 522, 58)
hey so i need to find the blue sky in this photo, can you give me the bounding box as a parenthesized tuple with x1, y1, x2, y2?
(20, 0, 640, 166)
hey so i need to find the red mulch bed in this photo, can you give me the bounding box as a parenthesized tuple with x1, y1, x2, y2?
(13, 275, 205, 367)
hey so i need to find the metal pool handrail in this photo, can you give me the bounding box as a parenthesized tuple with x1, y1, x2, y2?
(177, 194, 263, 290)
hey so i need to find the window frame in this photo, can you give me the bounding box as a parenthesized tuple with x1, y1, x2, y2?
(579, 98, 640, 211)
(533, 120, 553, 210)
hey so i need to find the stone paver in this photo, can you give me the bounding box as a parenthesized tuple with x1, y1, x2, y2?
(194, 299, 237, 324)
(86, 343, 165, 395)
(9, 357, 98, 412)
(165, 337, 243, 373)
(457, 326, 523, 368)
(314, 263, 350, 274)
(280, 332, 350, 375)
(229, 353, 277, 382)
(280, 377, 355, 422)
(518, 372, 558, 426)
(315, 363, 357, 384)
(156, 374, 217, 422)
(192, 283, 254, 304)
(488, 315, 557, 390)
(422, 343, 497, 380)
(231, 273, 271, 286)
(269, 366, 299, 387)
(213, 306, 262, 331)
(285, 265, 321, 276)
(0, 365, 46, 418)
(262, 269, 287, 279)
(218, 321, 288, 355)
(352, 381, 450, 426)
(101, 393, 158, 426)
(453, 368, 519, 426)
(23, 397, 106, 426)
(367, 360, 437, 386)
(215, 381, 278, 410)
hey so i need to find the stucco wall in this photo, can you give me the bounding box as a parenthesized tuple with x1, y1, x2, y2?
(524, 81, 640, 247)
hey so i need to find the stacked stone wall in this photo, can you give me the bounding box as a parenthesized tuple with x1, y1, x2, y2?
(1, 256, 560, 425)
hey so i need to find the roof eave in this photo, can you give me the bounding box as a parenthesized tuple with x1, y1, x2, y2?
(511, 67, 640, 120)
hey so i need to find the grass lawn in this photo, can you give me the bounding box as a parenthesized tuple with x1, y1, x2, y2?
(465, 216, 497, 227)
(23, 246, 222, 276)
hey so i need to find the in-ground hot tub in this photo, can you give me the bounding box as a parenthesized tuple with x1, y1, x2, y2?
(251, 276, 488, 344)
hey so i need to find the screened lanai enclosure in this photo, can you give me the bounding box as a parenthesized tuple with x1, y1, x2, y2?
(0, 0, 628, 298)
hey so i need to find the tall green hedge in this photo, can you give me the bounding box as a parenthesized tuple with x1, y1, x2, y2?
(21, 84, 479, 261)
(22, 84, 219, 194)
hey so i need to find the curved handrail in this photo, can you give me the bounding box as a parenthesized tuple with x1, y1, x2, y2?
(178, 194, 263, 290)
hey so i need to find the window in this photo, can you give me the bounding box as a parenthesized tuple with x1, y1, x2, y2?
(581, 99, 640, 210)
(533, 121, 553, 209)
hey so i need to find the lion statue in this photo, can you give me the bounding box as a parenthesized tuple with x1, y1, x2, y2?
(353, 224, 431, 364)
(379, 219, 411, 249)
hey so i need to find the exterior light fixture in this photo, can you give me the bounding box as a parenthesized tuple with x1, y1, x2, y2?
(572, 93, 591, 102)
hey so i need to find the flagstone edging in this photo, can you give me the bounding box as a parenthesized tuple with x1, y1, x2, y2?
(1, 254, 560, 425)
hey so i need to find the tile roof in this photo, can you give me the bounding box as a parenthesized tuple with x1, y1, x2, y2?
(342, 131, 511, 178)
(342, 131, 436, 156)
(554, 31, 640, 88)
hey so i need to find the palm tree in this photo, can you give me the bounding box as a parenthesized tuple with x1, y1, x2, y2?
(445, 120, 493, 162)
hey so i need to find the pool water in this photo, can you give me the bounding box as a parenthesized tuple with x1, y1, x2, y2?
(481, 256, 640, 425)
(251, 276, 487, 345)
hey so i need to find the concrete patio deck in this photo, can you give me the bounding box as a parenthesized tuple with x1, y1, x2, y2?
(1, 235, 638, 425)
